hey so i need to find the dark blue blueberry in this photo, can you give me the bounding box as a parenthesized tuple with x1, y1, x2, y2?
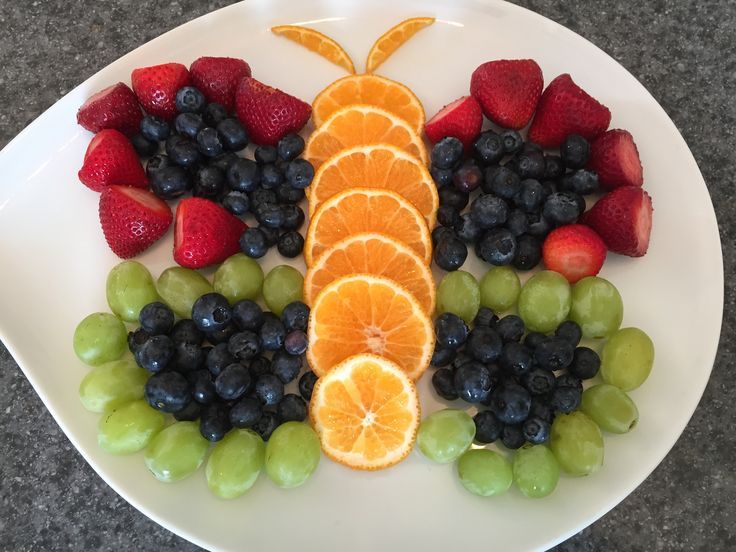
(453, 361, 493, 403)
(209, 152, 239, 172)
(522, 416, 550, 444)
(203, 102, 228, 126)
(556, 373, 583, 393)
(230, 396, 263, 428)
(227, 158, 260, 192)
(284, 330, 308, 355)
(560, 169, 599, 195)
(144, 371, 190, 413)
(276, 183, 305, 204)
(437, 205, 460, 227)
(174, 112, 205, 139)
(514, 179, 545, 213)
(172, 342, 205, 372)
(206, 343, 235, 377)
(298, 370, 318, 401)
(473, 410, 503, 444)
(277, 133, 305, 161)
(193, 165, 226, 198)
(249, 356, 272, 378)
(500, 129, 524, 155)
(542, 192, 581, 226)
(568, 347, 601, 380)
(555, 321, 583, 347)
(434, 312, 469, 349)
(239, 227, 268, 258)
(476, 228, 517, 265)
(282, 302, 309, 332)
(254, 203, 284, 229)
(484, 166, 520, 199)
(139, 302, 174, 335)
(431, 137, 463, 169)
(560, 134, 590, 169)
(259, 225, 280, 247)
(260, 313, 286, 351)
(254, 145, 278, 164)
(433, 236, 467, 271)
(526, 213, 552, 238)
(216, 118, 249, 151)
(222, 191, 250, 215)
(232, 300, 264, 332)
(215, 363, 252, 401)
(170, 319, 204, 346)
(175, 86, 205, 113)
(496, 315, 525, 342)
(452, 352, 474, 371)
(173, 400, 201, 421)
(285, 159, 314, 189)
(431, 225, 456, 246)
(227, 331, 261, 361)
(260, 164, 284, 189)
(466, 326, 503, 363)
(165, 134, 201, 167)
(205, 324, 236, 345)
(473, 307, 498, 328)
(471, 194, 508, 229)
(281, 204, 305, 231)
(191, 293, 232, 332)
(277, 394, 307, 423)
(140, 115, 171, 142)
(534, 337, 575, 370)
(252, 411, 280, 441)
(430, 345, 456, 367)
(127, 328, 151, 354)
(135, 334, 174, 373)
(254, 373, 284, 406)
(489, 382, 531, 424)
(500, 341, 533, 377)
(529, 397, 554, 423)
(543, 155, 564, 179)
(524, 332, 546, 350)
(452, 163, 483, 193)
(472, 131, 504, 165)
(438, 185, 469, 210)
(150, 165, 191, 199)
(191, 370, 217, 404)
(512, 148, 546, 179)
(145, 154, 171, 178)
(431, 166, 453, 188)
(501, 424, 526, 449)
(522, 368, 556, 396)
(505, 209, 529, 237)
(455, 213, 482, 243)
(432, 368, 459, 401)
(199, 403, 231, 442)
(549, 385, 581, 413)
(196, 127, 224, 157)
(131, 133, 158, 157)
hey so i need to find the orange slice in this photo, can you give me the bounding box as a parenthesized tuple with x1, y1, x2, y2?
(312, 74, 425, 133)
(271, 25, 355, 74)
(310, 353, 420, 471)
(304, 105, 428, 169)
(365, 17, 436, 74)
(306, 274, 435, 381)
(304, 188, 431, 266)
(309, 144, 438, 227)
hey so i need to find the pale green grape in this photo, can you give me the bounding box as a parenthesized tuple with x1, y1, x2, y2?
(206, 429, 265, 498)
(569, 276, 623, 339)
(73, 313, 128, 366)
(550, 411, 603, 476)
(98, 399, 165, 454)
(513, 444, 560, 498)
(265, 422, 321, 488)
(456, 448, 513, 497)
(600, 327, 654, 391)
(78, 357, 149, 413)
(144, 421, 210, 483)
(436, 270, 480, 324)
(581, 384, 639, 434)
(156, 267, 214, 318)
(416, 409, 475, 464)
(262, 265, 303, 316)
(213, 253, 264, 304)
(518, 271, 571, 333)
(479, 266, 521, 313)
(106, 261, 159, 323)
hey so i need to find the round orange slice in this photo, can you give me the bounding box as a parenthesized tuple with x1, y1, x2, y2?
(309, 144, 438, 227)
(365, 17, 436, 74)
(271, 25, 355, 74)
(312, 74, 425, 133)
(304, 232, 436, 315)
(304, 188, 431, 266)
(306, 274, 435, 381)
(310, 353, 420, 471)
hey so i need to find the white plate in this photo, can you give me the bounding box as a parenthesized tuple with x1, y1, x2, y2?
(0, 0, 723, 550)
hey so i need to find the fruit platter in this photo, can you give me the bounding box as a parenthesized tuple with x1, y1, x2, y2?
(0, 1, 723, 551)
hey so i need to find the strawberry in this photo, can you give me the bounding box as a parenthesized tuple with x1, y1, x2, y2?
(588, 129, 644, 190)
(581, 186, 653, 257)
(469, 59, 543, 130)
(99, 186, 172, 258)
(542, 224, 607, 283)
(131, 63, 191, 121)
(76, 82, 142, 136)
(78, 129, 147, 192)
(235, 77, 311, 146)
(424, 96, 482, 150)
(174, 198, 246, 269)
(528, 74, 611, 148)
(190, 56, 251, 112)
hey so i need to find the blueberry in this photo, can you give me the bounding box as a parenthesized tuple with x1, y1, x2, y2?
(259, 225, 280, 247)
(135, 335, 174, 373)
(150, 165, 191, 199)
(173, 400, 201, 422)
(514, 178, 545, 213)
(193, 165, 226, 198)
(543, 155, 565, 179)
(203, 102, 228, 126)
(430, 345, 456, 367)
(431, 137, 463, 169)
(252, 411, 280, 441)
(561, 169, 599, 195)
(499, 341, 533, 377)
(131, 133, 158, 157)
(205, 324, 236, 345)
(275, 231, 303, 258)
(438, 186, 469, 210)
(145, 154, 171, 178)
(542, 192, 581, 226)
(206, 343, 236, 377)
(215, 363, 252, 401)
(505, 209, 529, 237)
(433, 236, 467, 271)
(471, 194, 508, 229)
(526, 213, 552, 238)
(473, 307, 498, 328)
(227, 158, 260, 192)
(216, 118, 249, 151)
(453, 163, 483, 193)
(437, 205, 460, 227)
(175, 86, 205, 113)
(227, 331, 261, 361)
(569, 347, 601, 379)
(534, 337, 575, 370)
(484, 166, 520, 199)
(555, 321, 582, 347)
(199, 403, 231, 442)
(196, 127, 224, 158)
(249, 356, 272, 378)
(229, 396, 262, 428)
(191, 293, 232, 332)
(277, 394, 308, 423)
(524, 332, 546, 350)
(139, 302, 174, 335)
(191, 370, 217, 404)
(560, 134, 590, 169)
(140, 115, 171, 142)
(489, 382, 531, 424)
(145, 371, 190, 413)
(276, 183, 306, 204)
(556, 373, 583, 393)
(431, 226, 456, 246)
(522, 416, 550, 444)
(522, 368, 556, 395)
(282, 302, 309, 332)
(298, 370, 318, 401)
(454, 361, 493, 403)
(541, 180, 557, 199)
(225, 302, 261, 334)
(431, 166, 453, 188)
(260, 164, 284, 189)
(512, 234, 542, 270)
(277, 133, 305, 161)
(169, 319, 204, 346)
(222, 191, 250, 215)
(260, 313, 286, 351)
(172, 342, 205, 372)
(472, 131, 504, 165)
(285, 159, 315, 189)
(476, 228, 517, 265)
(254, 203, 284, 229)
(549, 385, 581, 413)
(254, 145, 278, 164)
(473, 411, 503, 444)
(452, 352, 474, 371)
(466, 326, 503, 363)
(255, 373, 284, 406)
(500, 130, 524, 155)
(280, 204, 305, 231)
(127, 328, 151, 354)
(165, 134, 201, 167)
(284, 330, 308, 355)
(455, 213, 482, 243)
(432, 368, 459, 400)
(501, 424, 526, 449)
(239, 227, 268, 258)
(512, 149, 546, 179)
(174, 113, 205, 139)
(529, 397, 554, 423)
(495, 315, 525, 342)
(434, 312, 469, 349)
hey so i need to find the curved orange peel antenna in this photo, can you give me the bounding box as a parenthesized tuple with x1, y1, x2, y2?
(365, 17, 435, 74)
(271, 25, 356, 74)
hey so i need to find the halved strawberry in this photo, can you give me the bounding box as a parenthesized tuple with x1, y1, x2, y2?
(190, 56, 251, 112)
(588, 129, 644, 190)
(131, 63, 191, 121)
(78, 129, 147, 192)
(77, 82, 142, 136)
(542, 224, 607, 283)
(424, 95, 482, 151)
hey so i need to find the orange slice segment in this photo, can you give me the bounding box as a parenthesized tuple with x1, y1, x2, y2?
(310, 354, 420, 471)
(304, 188, 431, 266)
(365, 17, 436, 74)
(309, 144, 438, 227)
(271, 25, 355, 74)
(307, 274, 435, 381)
(312, 74, 425, 133)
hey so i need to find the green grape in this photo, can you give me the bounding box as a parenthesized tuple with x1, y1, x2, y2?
(435, 270, 480, 324)
(262, 265, 304, 316)
(416, 409, 475, 464)
(550, 411, 604, 476)
(581, 384, 639, 434)
(98, 399, 165, 454)
(78, 357, 149, 413)
(479, 266, 521, 313)
(213, 253, 264, 304)
(73, 312, 128, 366)
(144, 421, 210, 483)
(600, 327, 654, 391)
(513, 444, 560, 498)
(517, 271, 571, 333)
(456, 448, 513, 497)
(569, 276, 623, 339)
(106, 261, 159, 322)
(156, 267, 214, 318)
(206, 429, 265, 498)
(265, 422, 321, 488)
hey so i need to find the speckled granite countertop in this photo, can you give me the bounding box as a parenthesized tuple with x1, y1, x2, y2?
(0, 1, 733, 550)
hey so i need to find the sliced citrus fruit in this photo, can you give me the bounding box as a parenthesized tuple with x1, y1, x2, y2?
(304, 232, 436, 314)
(365, 17, 435, 74)
(304, 104, 428, 168)
(310, 353, 420, 470)
(309, 144, 438, 227)
(304, 188, 431, 266)
(271, 25, 356, 74)
(312, 74, 425, 133)
(307, 274, 435, 380)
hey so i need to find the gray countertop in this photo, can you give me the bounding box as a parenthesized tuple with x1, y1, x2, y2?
(0, 1, 733, 550)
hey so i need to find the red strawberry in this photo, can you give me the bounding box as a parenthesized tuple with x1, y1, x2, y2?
(99, 186, 172, 258)
(76, 83, 142, 136)
(174, 198, 246, 269)
(469, 59, 543, 130)
(78, 129, 147, 192)
(235, 77, 311, 146)
(528, 74, 611, 148)
(542, 224, 607, 283)
(588, 129, 644, 190)
(190, 56, 251, 112)
(424, 96, 482, 150)
(581, 186, 653, 257)
(131, 63, 191, 121)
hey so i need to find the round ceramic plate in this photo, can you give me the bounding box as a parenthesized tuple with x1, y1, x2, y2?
(0, 1, 723, 550)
